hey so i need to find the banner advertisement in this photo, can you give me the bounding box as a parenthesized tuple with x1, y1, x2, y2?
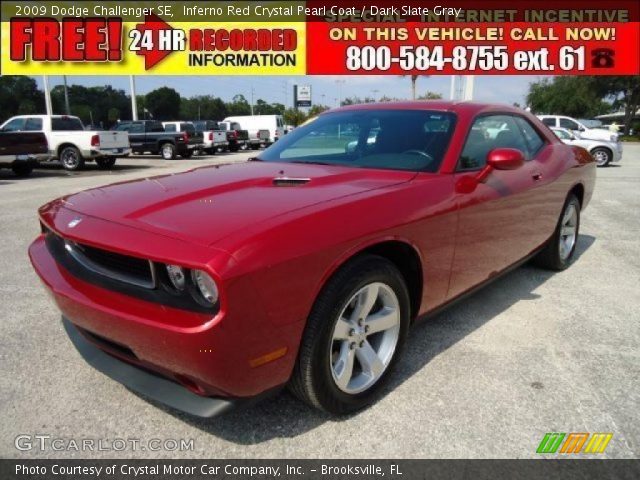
(2, 1, 639, 75)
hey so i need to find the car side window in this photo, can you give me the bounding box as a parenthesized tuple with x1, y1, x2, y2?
(553, 129, 570, 140)
(2, 118, 26, 131)
(514, 117, 546, 158)
(24, 118, 43, 131)
(560, 118, 580, 130)
(459, 115, 528, 170)
(164, 124, 177, 132)
(541, 118, 556, 127)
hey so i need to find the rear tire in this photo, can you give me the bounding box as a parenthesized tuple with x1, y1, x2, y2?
(229, 143, 239, 152)
(250, 144, 260, 150)
(95, 158, 116, 169)
(180, 149, 194, 159)
(592, 147, 611, 167)
(289, 254, 410, 414)
(59, 146, 85, 171)
(160, 143, 176, 160)
(533, 194, 581, 271)
(12, 163, 33, 177)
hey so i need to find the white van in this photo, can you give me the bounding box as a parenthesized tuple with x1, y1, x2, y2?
(223, 115, 285, 145)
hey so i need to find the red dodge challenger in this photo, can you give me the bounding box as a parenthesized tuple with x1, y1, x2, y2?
(29, 102, 595, 415)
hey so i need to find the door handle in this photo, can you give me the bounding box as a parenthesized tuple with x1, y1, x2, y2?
(532, 172, 543, 181)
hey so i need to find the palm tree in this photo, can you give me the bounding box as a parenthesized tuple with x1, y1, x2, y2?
(401, 75, 429, 100)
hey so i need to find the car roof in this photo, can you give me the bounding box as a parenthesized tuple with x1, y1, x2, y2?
(9, 114, 80, 119)
(325, 101, 526, 116)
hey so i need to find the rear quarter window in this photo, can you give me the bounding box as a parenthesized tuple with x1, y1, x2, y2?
(51, 117, 84, 131)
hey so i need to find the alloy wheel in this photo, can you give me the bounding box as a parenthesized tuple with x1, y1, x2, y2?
(593, 149, 610, 166)
(330, 282, 400, 394)
(61, 149, 79, 169)
(559, 203, 578, 261)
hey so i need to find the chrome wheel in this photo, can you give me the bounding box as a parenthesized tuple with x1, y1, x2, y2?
(61, 148, 80, 170)
(592, 148, 610, 167)
(161, 144, 174, 160)
(330, 282, 401, 394)
(559, 203, 578, 261)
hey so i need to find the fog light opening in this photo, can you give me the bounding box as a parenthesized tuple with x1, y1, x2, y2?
(175, 374, 206, 396)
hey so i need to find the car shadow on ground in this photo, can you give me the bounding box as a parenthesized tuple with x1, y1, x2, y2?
(136, 235, 596, 444)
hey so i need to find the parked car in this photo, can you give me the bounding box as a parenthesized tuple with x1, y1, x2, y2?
(29, 102, 595, 417)
(0, 115, 130, 171)
(113, 120, 201, 159)
(191, 120, 228, 154)
(162, 122, 204, 157)
(551, 127, 622, 167)
(223, 114, 285, 146)
(0, 130, 48, 177)
(537, 115, 619, 142)
(216, 121, 251, 151)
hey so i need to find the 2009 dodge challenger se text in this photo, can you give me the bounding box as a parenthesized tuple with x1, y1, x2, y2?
(29, 102, 595, 416)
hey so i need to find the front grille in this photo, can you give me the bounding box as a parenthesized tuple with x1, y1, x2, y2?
(46, 232, 155, 289)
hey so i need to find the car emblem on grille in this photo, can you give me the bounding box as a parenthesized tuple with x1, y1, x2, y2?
(68, 217, 82, 228)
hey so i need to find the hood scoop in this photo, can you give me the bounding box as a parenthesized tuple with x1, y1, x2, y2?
(272, 176, 311, 187)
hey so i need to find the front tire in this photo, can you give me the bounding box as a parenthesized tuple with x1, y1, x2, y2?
(592, 147, 611, 167)
(290, 254, 410, 414)
(180, 149, 194, 159)
(533, 194, 580, 271)
(59, 146, 85, 171)
(95, 157, 116, 169)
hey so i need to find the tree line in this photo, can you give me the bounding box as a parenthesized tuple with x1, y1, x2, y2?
(2, 75, 637, 133)
(0, 77, 328, 128)
(526, 76, 640, 134)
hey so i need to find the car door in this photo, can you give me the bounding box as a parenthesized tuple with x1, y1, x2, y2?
(447, 113, 552, 299)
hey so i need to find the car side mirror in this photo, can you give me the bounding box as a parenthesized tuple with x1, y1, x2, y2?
(455, 148, 525, 194)
(486, 148, 525, 171)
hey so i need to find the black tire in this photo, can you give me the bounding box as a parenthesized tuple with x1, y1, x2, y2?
(289, 254, 410, 414)
(205, 148, 216, 155)
(229, 143, 239, 152)
(59, 146, 85, 171)
(250, 143, 260, 150)
(591, 147, 611, 167)
(533, 194, 581, 271)
(95, 157, 116, 170)
(11, 163, 33, 177)
(180, 149, 194, 159)
(160, 143, 176, 160)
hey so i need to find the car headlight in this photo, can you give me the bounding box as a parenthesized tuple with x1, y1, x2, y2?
(191, 270, 219, 305)
(610, 134, 618, 142)
(166, 264, 186, 290)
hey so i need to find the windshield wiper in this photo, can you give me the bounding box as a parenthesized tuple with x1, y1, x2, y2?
(290, 160, 333, 166)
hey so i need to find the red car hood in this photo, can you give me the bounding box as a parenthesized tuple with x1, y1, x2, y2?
(56, 162, 416, 246)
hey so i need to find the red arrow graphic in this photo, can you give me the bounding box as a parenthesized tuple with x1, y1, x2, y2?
(133, 13, 176, 70)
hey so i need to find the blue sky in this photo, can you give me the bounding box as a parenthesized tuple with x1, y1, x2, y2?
(34, 75, 541, 108)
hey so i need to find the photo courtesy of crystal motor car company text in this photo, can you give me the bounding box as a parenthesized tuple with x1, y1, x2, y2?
(0, 0, 639, 477)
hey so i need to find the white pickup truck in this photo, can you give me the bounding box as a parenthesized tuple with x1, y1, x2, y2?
(0, 115, 130, 171)
(537, 115, 620, 143)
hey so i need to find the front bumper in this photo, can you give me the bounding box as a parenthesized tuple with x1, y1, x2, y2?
(29, 224, 303, 410)
(63, 316, 238, 417)
(613, 143, 623, 162)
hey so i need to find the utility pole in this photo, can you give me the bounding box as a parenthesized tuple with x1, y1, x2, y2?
(372, 89, 379, 102)
(129, 75, 138, 120)
(62, 75, 71, 115)
(42, 76, 53, 116)
(250, 87, 255, 115)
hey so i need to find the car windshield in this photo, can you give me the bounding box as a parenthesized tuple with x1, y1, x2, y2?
(258, 109, 456, 172)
